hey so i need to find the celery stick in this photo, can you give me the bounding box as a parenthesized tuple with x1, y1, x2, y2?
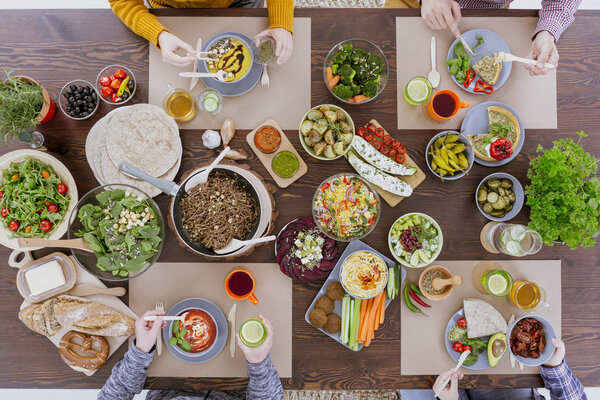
(350, 298, 361, 349)
(395, 265, 401, 296)
(347, 298, 354, 345)
(340, 295, 348, 344)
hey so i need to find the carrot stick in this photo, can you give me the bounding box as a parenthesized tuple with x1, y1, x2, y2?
(379, 292, 386, 325)
(352, 95, 370, 103)
(346, 97, 355, 103)
(325, 67, 334, 82)
(359, 298, 372, 342)
(364, 294, 383, 345)
(327, 75, 340, 89)
(374, 302, 381, 330)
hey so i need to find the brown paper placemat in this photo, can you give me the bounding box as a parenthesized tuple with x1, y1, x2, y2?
(401, 260, 561, 375)
(246, 119, 308, 188)
(149, 17, 311, 130)
(129, 262, 292, 378)
(396, 17, 557, 130)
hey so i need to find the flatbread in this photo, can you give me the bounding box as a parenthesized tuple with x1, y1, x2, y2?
(105, 104, 181, 177)
(85, 114, 107, 184)
(463, 298, 507, 338)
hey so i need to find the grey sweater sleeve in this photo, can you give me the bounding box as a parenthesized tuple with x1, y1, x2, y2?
(98, 342, 154, 400)
(245, 355, 283, 400)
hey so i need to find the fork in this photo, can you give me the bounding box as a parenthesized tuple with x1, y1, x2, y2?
(155, 301, 164, 356)
(261, 64, 270, 88)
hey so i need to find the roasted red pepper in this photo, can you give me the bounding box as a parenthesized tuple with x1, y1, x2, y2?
(464, 69, 476, 88)
(489, 138, 513, 160)
(474, 79, 494, 94)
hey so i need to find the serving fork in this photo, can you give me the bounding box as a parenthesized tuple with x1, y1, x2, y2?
(155, 301, 164, 356)
(261, 64, 270, 88)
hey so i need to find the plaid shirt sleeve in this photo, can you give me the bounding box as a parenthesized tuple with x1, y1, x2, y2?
(539, 360, 588, 400)
(534, 0, 582, 41)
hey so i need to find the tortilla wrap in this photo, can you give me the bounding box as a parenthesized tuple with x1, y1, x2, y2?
(463, 298, 508, 338)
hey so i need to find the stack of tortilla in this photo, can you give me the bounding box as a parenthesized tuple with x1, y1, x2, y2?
(85, 104, 182, 197)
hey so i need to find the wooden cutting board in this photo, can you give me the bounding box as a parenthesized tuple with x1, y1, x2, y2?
(348, 119, 426, 207)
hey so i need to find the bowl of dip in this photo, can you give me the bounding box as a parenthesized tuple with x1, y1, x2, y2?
(271, 151, 299, 178)
(339, 250, 388, 299)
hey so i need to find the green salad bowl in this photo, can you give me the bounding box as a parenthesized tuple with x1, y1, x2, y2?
(67, 184, 165, 282)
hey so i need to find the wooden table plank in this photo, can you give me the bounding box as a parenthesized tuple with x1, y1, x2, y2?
(0, 8, 598, 390)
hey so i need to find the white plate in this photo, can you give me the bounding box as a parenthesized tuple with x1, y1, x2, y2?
(0, 149, 78, 250)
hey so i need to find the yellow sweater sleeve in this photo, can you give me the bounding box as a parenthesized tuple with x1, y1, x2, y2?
(108, 0, 170, 47)
(267, 0, 294, 34)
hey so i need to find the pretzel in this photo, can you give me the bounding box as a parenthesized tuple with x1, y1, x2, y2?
(59, 331, 109, 372)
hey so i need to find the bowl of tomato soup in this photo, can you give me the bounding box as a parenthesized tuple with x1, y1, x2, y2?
(171, 308, 218, 356)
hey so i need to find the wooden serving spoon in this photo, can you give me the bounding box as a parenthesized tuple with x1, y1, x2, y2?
(432, 274, 464, 291)
(18, 238, 94, 253)
(68, 284, 126, 297)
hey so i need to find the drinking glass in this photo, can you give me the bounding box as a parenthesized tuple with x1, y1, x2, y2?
(481, 223, 543, 256)
(509, 280, 548, 311)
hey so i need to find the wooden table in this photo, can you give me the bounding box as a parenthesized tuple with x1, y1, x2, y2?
(0, 8, 599, 391)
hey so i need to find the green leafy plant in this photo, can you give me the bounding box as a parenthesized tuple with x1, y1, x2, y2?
(525, 131, 600, 249)
(0, 70, 45, 141)
(168, 320, 192, 352)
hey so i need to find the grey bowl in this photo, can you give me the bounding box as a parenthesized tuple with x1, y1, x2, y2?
(507, 315, 557, 367)
(425, 131, 474, 181)
(323, 39, 388, 105)
(475, 172, 524, 222)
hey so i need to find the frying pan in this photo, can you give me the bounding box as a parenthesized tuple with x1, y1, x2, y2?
(119, 162, 262, 258)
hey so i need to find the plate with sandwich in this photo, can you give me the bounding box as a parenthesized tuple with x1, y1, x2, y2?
(461, 102, 524, 166)
(446, 29, 511, 94)
(444, 299, 509, 370)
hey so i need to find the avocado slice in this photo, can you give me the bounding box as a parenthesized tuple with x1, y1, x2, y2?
(487, 333, 507, 367)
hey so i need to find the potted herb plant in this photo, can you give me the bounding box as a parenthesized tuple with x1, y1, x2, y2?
(0, 70, 55, 142)
(525, 131, 600, 249)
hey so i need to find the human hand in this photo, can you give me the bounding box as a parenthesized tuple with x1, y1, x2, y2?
(543, 338, 566, 367)
(236, 314, 274, 364)
(421, 0, 462, 38)
(433, 369, 464, 400)
(254, 28, 293, 65)
(526, 30, 559, 76)
(157, 31, 197, 67)
(135, 310, 165, 353)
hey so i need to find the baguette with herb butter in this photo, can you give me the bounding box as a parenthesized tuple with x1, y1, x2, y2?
(347, 151, 413, 197)
(351, 136, 417, 176)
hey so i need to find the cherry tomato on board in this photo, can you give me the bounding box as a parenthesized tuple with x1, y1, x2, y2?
(396, 153, 406, 164)
(56, 184, 68, 194)
(47, 204, 59, 213)
(366, 124, 376, 134)
(375, 127, 385, 138)
(453, 342, 463, 352)
(373, 141, 382, 150)
(463, 345, 472, 353)
(40, 219, 52, 232)
(1, 208, 8, 218)
(457, 318, 467, 328)
(9, 220, 19, 231)
(364, 133, 374, 142)
(383, 134, 393, 145)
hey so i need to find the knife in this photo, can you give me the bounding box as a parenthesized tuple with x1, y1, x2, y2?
(227, 304, 237, 358)
(459, 35, 475, 56)
(190, 37, 203, 91)
(508, 314, 518, 368)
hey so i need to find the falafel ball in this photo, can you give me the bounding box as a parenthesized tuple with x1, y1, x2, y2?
(323, 313, 341, 334)
(308, 308, 328, 329)
(326, 281, 345, 301)
(315, 295, 335, 314)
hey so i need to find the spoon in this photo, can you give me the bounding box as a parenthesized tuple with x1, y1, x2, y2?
(17, 237, 93, 253)
(432, 274, 463, 291)
(183, 146, 230, 192)
(427, 36, 440, 88)
(214, 235, 276, 255)
(179, 70, 227, 82)
(434, 350, 471, 397)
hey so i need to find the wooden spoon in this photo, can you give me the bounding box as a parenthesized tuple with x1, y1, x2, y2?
(67, 284, 126, 297)
(18, 238, 93, 253)
(432, 274, 464, 291)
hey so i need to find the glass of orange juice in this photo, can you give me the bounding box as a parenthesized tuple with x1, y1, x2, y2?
(509, 280, 547, 311)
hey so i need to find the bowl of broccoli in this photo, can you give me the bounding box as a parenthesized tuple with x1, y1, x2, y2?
(324, 39, 388, 105)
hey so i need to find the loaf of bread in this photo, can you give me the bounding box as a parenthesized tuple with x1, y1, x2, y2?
(19, 295, 135, 337)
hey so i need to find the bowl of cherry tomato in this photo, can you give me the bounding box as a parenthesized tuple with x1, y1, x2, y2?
(96, 65, 136, 105)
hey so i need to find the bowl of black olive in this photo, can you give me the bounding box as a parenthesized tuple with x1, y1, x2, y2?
(59, 80, 99, 120)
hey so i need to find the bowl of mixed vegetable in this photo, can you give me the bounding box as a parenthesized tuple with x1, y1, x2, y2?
(312, 173, 380, 242)
(0, 150, 77, 249)
(324, 39, 388, 105)
(67, 184, 164, 281)
(388, 212, 443, 268)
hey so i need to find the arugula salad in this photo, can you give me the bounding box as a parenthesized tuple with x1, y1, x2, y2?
(0, 158, 70, 238)
(75, 188, 162, 277)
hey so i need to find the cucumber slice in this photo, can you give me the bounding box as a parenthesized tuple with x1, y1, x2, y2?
(204, 92, 219, 102)
(203, 97, 218, 112)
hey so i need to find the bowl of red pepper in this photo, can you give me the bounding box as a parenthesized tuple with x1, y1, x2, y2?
(95, 65, 136, 105)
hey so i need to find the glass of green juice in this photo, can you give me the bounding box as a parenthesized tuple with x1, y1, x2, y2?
(481, 269, 513, 297)
(404, 76, 433, 105)
(239, 318, 267, 347)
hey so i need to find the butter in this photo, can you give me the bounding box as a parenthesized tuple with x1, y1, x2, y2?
(24, 260, 66, 296)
